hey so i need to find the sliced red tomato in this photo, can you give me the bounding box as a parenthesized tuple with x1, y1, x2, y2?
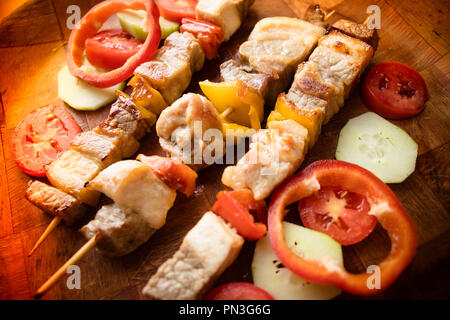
(362, 61, 428, 119)
(211, 189, 267, 241)
(157, 0, 197, 23)
(67, 0, 161, 88)
(12, 105, 82, 177)
(180, 18, 224, 60)
(298, 186, 376, 245)
(137, 154, 197, 196)
(203, 282, 274, 300)
(268, 160, 418, 295)
(85, 29, 143, 70)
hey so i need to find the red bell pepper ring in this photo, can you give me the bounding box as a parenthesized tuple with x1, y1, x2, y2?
(67, 0, 161, 88)
(268, 160, 418, 295)
(211, 189, 267, 241)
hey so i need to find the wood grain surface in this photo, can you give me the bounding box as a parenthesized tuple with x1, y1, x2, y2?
(0, 0, 449, 300)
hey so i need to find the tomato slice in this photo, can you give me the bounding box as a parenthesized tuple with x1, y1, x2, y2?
(203, 282, 274, 300)
(12, 105, 82, 177)
(157, 0, 197, 23)
(211, 189, 267, 241)
(137, 154, 197, 196)
(180, 18, 224, 60)
(362, 62, 428, 119)
(298, 187, 376, 245)
(85, 29, 144, 70)
(67, 0, 161, 88)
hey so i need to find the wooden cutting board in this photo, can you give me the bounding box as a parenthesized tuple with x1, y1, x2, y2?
(0, 0, 449, 300)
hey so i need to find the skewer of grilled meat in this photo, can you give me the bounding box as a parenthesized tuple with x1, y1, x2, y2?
(35, 155, 196, 296)
(155, 15, 327, 170)
(222, 20, 377, 200)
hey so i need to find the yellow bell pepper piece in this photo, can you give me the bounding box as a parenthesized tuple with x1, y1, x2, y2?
(267, 110, 286, 123)
(199, 80, 264, 129)
(222, 122, 257, 139)
(128, 74, 167, 115)
(272, 93, 325, 148)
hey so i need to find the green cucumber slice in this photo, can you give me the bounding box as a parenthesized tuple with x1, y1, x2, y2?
(252, 222, 343, 300)
(117, 9, 179, 41)
(336, 112, 418, 183)
(57, 66, 125, 111)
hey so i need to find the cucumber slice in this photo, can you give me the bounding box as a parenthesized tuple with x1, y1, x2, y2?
(117, 9, 179, 40)
(159, 16, 181, 40)
(252, 222, 343, 300)
(336, 112, 418, 183)
(57, 66, 125, 111)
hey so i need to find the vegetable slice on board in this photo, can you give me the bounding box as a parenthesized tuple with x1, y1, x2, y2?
(268, 160, 418, 295)
(117, 9, 180, 40)
(66, 0, 161, 88)
(298, 186, 377, 245)
(362, 61, 428, 119)
(85, 29, 144, 70)
(12, 105, 81, 177)
(58, 65, 125, 111)
(335, 112, 418, 183)
(137, 154, 197, 196)
(252, 222, 342, 300)
(203, 282, 274, 300)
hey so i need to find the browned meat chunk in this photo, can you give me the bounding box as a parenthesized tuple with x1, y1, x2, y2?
(81, 203, 156, 257)
(25, 181, 86, 225)
(135, 32, 205, 104)
(156, 93, 224, 171)
(142, 211, 244, 300)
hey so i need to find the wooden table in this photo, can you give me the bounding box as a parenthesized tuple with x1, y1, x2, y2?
(0, 0, 449, 300)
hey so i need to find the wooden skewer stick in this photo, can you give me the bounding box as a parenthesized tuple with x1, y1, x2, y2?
(28, 216, 62, 257)
(363, 15, 371, 25)
(220, 106, 234, 120)
(324, 9, 335, 22)
(34, 236, 97, 298)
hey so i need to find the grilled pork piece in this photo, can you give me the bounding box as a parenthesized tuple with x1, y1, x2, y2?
(70, 131, 123, 168)
(46, 150, 103, 207)
(104, 92, 153, 141)
(308, 30, 373, 100)
(236, 17, 325, 104)
(25, 181, 87, 225)
(224, 26, 378, 200)
(196, 0, 254, 41)
(288, 61, 340, 124)
(331, 19, 379, 50)
(135, 32, 205, 104)
(142, 211, 244, 300)
(156, 93, 224, 171)
(220, 59, 279, 105)
(88, 160, 176, 229)
(81, 203, 156, 257)
(222, 119, 308, 200)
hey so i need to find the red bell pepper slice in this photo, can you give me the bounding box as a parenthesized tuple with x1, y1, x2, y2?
(268, 160, 417, 295)
(211, 189, 267, 241)
(180, 18, 224, 60)
(66, 0, 161, 88)
(137, 154, 198, 197)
